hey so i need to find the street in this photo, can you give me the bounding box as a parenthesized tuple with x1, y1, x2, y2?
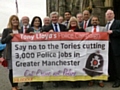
(0, 65, 120, 90)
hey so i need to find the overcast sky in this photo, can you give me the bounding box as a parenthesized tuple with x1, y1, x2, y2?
(0, 0, 46, 33)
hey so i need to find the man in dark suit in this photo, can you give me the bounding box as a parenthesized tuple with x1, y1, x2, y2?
(80, 9, 92, 30)
(41, 16, 51, 30)
(20, 16, 30, 34)
(42, 11, 66, 88)
(106, 9, 120, 88)
(76, 13, 83, 25)
(43, 11, 66, 32)
(62, 11, 71, 27)
(20, 16, 30, 87)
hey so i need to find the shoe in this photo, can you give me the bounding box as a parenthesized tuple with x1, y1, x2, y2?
(23, 82, 29, 86)
(98, 82, 104, 87)
(53, 82, 58, 87)
(15, 87, 23, 90)
(88, 81, 94, 86)
(17, 89, 23, 90)
(12, 87, 23, 90)
(71, 83, 76, 88)
(35, 85, 43, 90)
(12, 87, 17, 90)
(76, 82, 81, 88)
(112, 81, 120, 88)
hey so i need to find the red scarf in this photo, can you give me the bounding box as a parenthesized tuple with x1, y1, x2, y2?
(70, 26, 76, 30)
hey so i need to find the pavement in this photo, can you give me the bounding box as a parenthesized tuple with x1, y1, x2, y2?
(0, 65, 120, 90)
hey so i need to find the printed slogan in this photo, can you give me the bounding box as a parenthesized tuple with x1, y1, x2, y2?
(12, 32, 108, 82)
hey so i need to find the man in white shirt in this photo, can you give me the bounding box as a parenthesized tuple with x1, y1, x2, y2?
(106, 9, 120, 88)
(86, 16, 106, 32)
(20, 16, 30, 33)
(85, 16, 106, 87)
(80, 10, 92, 29)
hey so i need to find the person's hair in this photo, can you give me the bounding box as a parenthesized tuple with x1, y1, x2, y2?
(65, 11, 71, 15)
(83, 7, 92, 14)
(43, 16, 50, 20)
(21, 16, 29, 21)
(50, 11, 59, 18)
(76, 13, 83, 17)
(59, 16, 64, 20)
(105, 9, 114, 15)
(31, 16, 42, 27)
(7, 15, 20, 29)
(67, 16, 80, 29)
(91, 16, 100, 21)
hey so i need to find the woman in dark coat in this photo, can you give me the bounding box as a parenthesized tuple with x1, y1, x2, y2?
(1, 15, 22, 90)
(26, 16, 43, 90)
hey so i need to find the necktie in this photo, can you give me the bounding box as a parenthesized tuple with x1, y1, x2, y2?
(84, 21, 87, 29)
(54, 24, 58, 32)
(106, 22, 110, 30)
(93, 26, 96, 32)
(66, 21, 69, 26)
(24, 26, 27, 33)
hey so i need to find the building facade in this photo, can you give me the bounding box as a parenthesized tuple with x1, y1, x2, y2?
(46, 0, 119, 25)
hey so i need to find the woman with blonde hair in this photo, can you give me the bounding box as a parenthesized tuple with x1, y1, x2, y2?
(67, 16, 85, 32)
(67, 16, 85, 88)
(1, 15, 22, 90)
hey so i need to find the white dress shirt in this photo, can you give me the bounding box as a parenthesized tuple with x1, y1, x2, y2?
(91, 25, 100, 32)
(84, 19, 90, 27)
(52, 23, 60, 32)
(23, 25, 29, 33)
(106, 19, 114, 30)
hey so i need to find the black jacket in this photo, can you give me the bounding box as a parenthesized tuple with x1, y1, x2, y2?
(109, 20, 120, 56)
(42, 23, 67, 32)
(1, 28, 20, 60)
(80, 20, 92, 28)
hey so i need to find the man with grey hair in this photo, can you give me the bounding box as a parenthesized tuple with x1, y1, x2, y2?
(20, 16, 30, 33)
(106, 9, 120, 88)
(20, 16, 30, 87)
(41, 16, 51, 31)
(42, 11, 66, 87)
(76, 13, 83, 25)
(43, 11, 66, 32)
(58, 16, 64, 24)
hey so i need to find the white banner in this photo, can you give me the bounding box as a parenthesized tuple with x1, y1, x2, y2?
(12, 33, 109, 82)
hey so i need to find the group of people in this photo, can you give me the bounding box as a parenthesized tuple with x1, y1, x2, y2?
(1, 8, 120, 90)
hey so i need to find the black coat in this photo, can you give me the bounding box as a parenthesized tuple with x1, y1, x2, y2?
(20, 25, 31, 33)
(109, 20, 120, 56)
(42, 23, 67, 32)
(80, 20, 92, 28)
(1, 28, 20, 60)
(26, 27, 42, 33)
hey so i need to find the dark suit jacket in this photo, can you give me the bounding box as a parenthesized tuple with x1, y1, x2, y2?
(20, 25, 30, 33)
(41, 25, 48, 32)
(43, 23, 66, 32)
(80, 19, 92, 28)
(109, 20, 120, 56)
(1, 28, 20, 60)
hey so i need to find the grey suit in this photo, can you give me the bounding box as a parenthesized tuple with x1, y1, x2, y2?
(85, 26, 107, 32)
